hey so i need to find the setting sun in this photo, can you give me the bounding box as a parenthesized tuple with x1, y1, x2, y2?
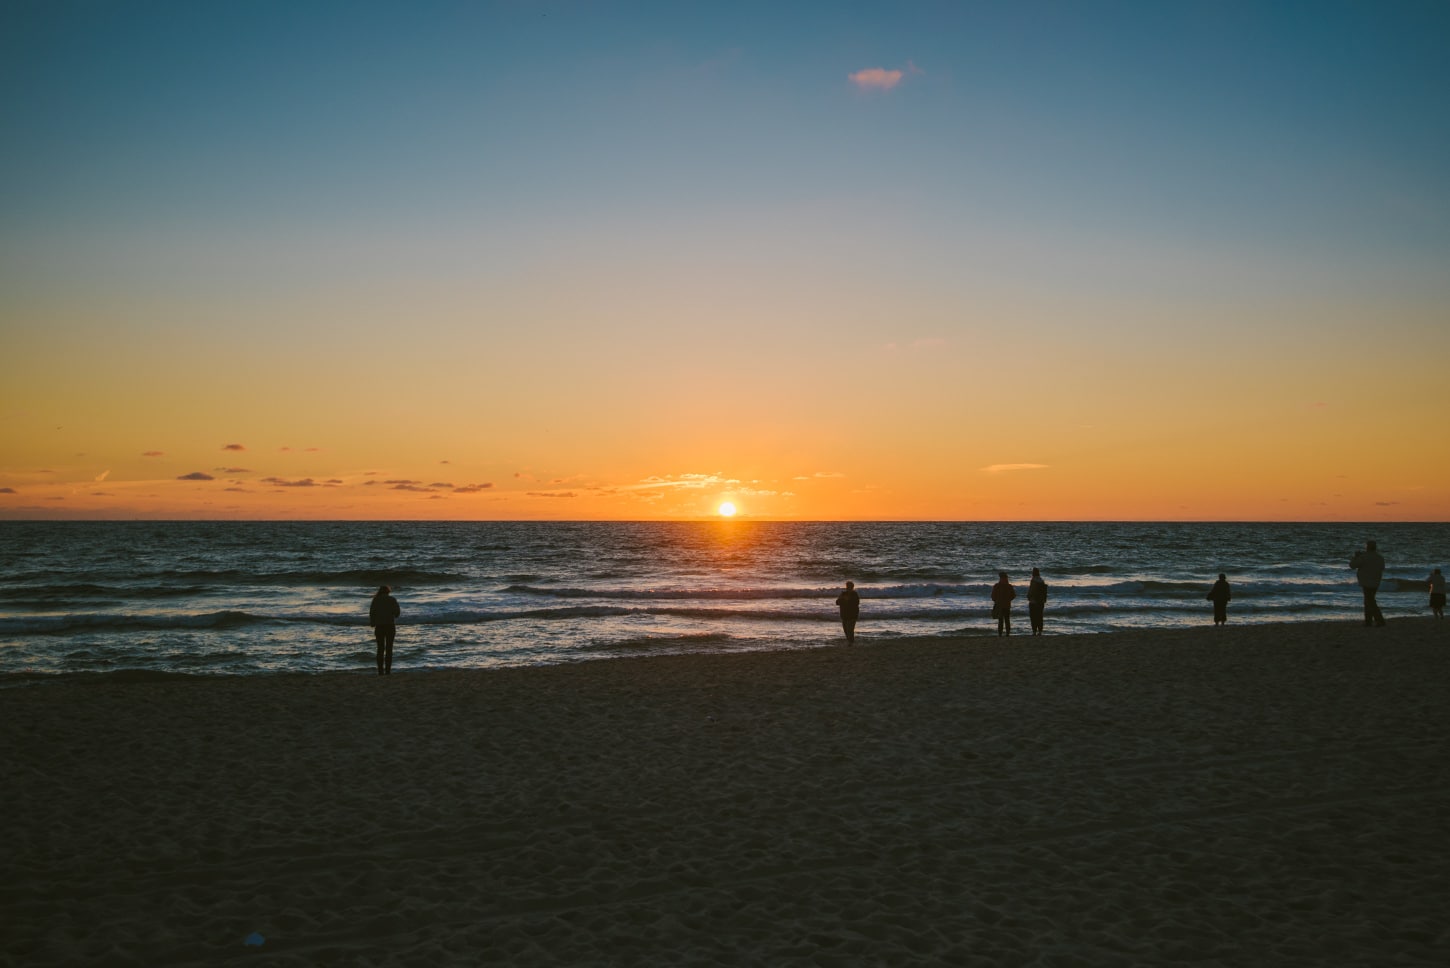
(717, 502, 737, 517)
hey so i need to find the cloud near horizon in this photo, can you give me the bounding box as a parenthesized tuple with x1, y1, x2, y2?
(177, 471, 215, 481)
(982, 464, 1050, 474)
(628, 473, 739, 491)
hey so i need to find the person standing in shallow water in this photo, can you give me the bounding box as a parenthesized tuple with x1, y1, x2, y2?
(991, 572, 1016, 637)
(1207, 573, 1232, 626)
(1027, 568, 1048, 636)
(370, 584, 401, 675)
(1429, 568, 1445, 619)
(1350, 540, 1387, 627)
(835, 581, 861, 645)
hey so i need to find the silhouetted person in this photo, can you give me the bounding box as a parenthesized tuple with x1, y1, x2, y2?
(1350, 540, 1386, 627)
(1027, 567, 1048, 635)
(1207, 573, 1231, 626)
(991, 571, 1016, 637)
(1430, 567, 1445, 619)
(835, 581, 860, 645)
(370, 584, 401, 674)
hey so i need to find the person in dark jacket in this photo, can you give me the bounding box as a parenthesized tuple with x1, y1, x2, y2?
(1207, 573, 1231, 626)
(835, 581, 861, 645)
(991, 572, 1016, 637)
(1027, 567, 1048, 636)
(1350, 540, 1387, 627)
(369, 584, 401, 675)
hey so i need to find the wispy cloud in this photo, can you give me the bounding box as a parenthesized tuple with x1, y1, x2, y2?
(222, 443, 246, 451)
(141, 451, 164, 458)
(529, 491, 577, 498)
(627, 473, 738, 491)
(454, 483, 493, 493)
(849, 67, 903, 91)
(261, 477, 318, 487)
(215, 466, 250, 474)
(177, 471, 215, 481)
(982, 464, 1050, 474)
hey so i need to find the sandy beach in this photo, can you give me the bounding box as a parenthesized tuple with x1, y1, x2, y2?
(3, 620, 1448, 966)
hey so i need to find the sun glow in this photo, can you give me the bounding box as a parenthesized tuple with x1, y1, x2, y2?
(717, 502, 737, 517)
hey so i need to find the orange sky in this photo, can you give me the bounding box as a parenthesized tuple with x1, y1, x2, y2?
(3, 3, 1448, 521)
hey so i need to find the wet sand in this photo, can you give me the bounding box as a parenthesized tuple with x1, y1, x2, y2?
(3, 620, 1448, 965)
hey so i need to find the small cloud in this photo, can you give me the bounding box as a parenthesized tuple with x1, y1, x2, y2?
(528, 491, 577, 498)
(454, 483, 494, 493)
(1375, 501, 1400, 507)
(261, 477, 317, 487)
(215, 466, 250, 474)
(440, 460, 451, 465)
(391, 483, 431, 492)
(141, 451, 164, 458)
(223, 443, 246, 451)
(849, 66, 904, 91)
(178, 471, 216, 481)
(428, 482, 454, 490)
(982, 464, 1050, 474)
(305, 447, 321, 452)
(0, 487, 15, 494)
(224, 487, 249, 492)
(383, 479, 420, 486)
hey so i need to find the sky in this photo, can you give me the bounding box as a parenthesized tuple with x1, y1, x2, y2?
(2, 0, 1448, 521)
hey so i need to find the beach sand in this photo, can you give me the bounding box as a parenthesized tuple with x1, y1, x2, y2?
(3, 620, 1448, 966)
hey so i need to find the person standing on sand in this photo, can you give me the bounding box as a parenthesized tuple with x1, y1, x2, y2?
(1350, 540, 1387, 627)
(1429, 568, 1445, 619)
(991, 572, 1016, 637)
(370, 584, 401, 675)
(1207, 573, 1232, 626)
(1027, 568, 1048, 636)
(835, 581, 861, 645)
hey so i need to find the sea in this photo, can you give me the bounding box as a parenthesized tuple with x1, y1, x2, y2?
(1, 521, 1445, 680)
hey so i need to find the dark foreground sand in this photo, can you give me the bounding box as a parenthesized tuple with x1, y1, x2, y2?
(3, 621, 1449, 966)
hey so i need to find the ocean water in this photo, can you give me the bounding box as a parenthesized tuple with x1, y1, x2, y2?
(1, 521, 1445, 679)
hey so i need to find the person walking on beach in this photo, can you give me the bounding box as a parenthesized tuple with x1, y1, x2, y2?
(1429, 567, 1445, 619)
(835, 580, 861, 645)
(1027, 567, 1048, 636)
(1350, 540, 1387, 627)
(1207, 573, 1232, 626)
(991, 572, 1016, 637)
(370, 584, 401, 674)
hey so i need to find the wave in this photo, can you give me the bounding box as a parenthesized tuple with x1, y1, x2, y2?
(0, 583, 212, 602)
(576, 632, 735, 653)
(0, 610, 266, 635)
(504, 582, 984, 601)
(3, 568, 468, 589)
